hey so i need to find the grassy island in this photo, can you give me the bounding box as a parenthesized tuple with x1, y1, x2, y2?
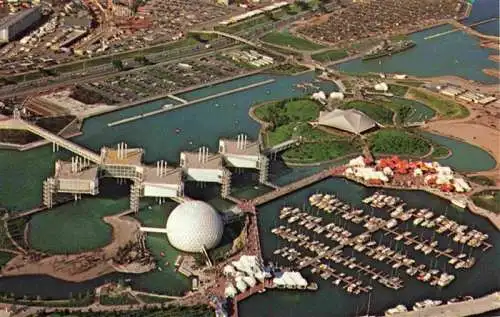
(407, 88, 469, 119)
(254, 98, 360, 163)
(368, 129, 431, 157)
(472, 190, 500, 214)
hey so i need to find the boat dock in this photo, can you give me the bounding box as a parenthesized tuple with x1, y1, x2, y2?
(268, 190, 495, 295)
(107, 79, 276, 127)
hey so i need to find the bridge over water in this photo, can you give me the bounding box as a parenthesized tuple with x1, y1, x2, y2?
(424, 18, 499, 40)
(0, 118, 101, 163)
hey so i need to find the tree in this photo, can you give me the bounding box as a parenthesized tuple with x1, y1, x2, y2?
(112, 59, 124, 71)
(134, 55, 150, 65)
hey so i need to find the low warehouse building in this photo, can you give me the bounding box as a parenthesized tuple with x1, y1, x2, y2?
(0, 6, 42, 43)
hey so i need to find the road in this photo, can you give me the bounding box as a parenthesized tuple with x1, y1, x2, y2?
(0, 42, 239, 99)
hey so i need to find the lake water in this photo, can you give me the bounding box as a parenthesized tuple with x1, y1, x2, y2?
(336, 24, 499, 84)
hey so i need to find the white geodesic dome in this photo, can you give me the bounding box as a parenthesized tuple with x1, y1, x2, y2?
(166, 200, 224, 253)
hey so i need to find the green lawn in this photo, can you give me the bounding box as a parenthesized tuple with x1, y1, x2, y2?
(0, 251, 14, 267)
(430, 145, 451, 159)
(407, 88, 470, 119)
(340, 100, 394, 125)
(254, 98, 358, 163)
(262, 31, 324, 51)
(472, 190, 500, 214)
(388, 84, 409, 97)
(256, 98, 322, 125)
(311, 49, 348, 62)
(99, 294, 138, 306)
(468, 176, 496, 186)
(29, 195, 131, 254)
(369, 129, 432, 157)
(283, 141, 360, 163)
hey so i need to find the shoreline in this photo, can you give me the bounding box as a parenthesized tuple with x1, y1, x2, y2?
(394, 291, 500, 317)
(1, 213, 141, 283)
(342, 175, 500, 230)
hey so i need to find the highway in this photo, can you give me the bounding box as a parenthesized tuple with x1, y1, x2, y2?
(0, 39, 238, 99)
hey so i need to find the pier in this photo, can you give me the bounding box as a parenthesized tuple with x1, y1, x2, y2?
(107, 79, 275, 127)
(167, 94, 188, 104)
(251, 169, 332, 206)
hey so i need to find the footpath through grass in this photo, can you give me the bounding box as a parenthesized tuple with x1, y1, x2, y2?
(262, 31, 324, 51)
(407, 88, 469, 119)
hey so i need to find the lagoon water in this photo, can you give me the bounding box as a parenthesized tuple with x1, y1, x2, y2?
(336, 24, 499, 84)
(0, 10, 499, 312)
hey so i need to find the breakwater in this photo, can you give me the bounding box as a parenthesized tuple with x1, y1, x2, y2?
(107, 79, 276, 127)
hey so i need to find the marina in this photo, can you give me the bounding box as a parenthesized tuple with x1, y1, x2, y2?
(266, 189, 495, 301)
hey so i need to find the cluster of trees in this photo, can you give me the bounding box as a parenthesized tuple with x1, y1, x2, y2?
(369, 129, 431, 156)
(34, 304, 213, 317)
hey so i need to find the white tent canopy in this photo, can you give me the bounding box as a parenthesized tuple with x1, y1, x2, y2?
(318, 109, 377, 134)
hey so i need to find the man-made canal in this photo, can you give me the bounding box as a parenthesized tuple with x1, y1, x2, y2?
(336, 24, 499, 84)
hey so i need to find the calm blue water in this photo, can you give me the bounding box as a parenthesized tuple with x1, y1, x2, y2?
(336, 24, 499, 84)
(75, 73, 337, 164)
(464, 0, 499, 36)
(420, 131, 497, 172)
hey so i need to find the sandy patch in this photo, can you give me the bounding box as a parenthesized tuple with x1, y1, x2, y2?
(1, 215, 141, 282)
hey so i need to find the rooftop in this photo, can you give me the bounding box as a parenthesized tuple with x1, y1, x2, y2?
(101, 147, 144, 166)
(143, 166, 183, 185)
(181, 151, 223, 170)
(55, 161, 99, 181)
(0, 6, 40, 28)
(220, 139, 261, 156)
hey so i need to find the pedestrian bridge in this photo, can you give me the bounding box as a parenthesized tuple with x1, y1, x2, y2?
(263, 139, 299, 155)
(0, 118, 101, 164)
(191, 30, 261, 48)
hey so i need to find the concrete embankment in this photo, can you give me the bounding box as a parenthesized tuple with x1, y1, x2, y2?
(107, 79, 276, 127)
(87, 67, 269, 120)
(394, 292, 500, 317)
